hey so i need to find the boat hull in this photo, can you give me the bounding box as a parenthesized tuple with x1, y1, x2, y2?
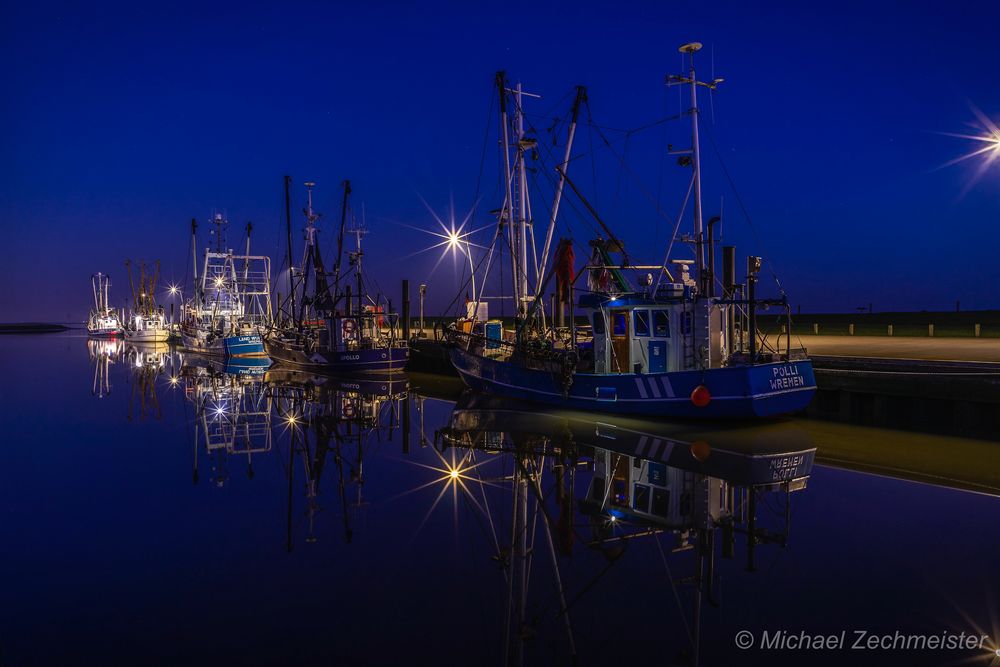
(448, 346, 816, 419)
(125, 329, 170, 342)
(266, 338, 408, 373)
(87, 329, 123, 338)
(182, 331, 267, 357)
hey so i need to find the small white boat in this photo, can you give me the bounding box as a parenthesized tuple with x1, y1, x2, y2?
(87, 273, 124, 337)
(123, 259, 172, 342)
(127, 311, 170, 342)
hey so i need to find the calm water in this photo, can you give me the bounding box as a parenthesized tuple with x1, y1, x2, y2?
(1, 333, 998, 667)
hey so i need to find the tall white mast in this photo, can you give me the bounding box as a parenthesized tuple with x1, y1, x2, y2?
(516, 82, 529, 316)
(684, 42, 705, 290)
(669, 42, 723, 294)
(302, 182, 319, 269)
(496, 72, 517, 312)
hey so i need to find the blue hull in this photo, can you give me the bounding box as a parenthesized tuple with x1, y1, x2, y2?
(222, 335, 266, 357)
(448, 346, 816, 419)
(266, 337, 409, 374)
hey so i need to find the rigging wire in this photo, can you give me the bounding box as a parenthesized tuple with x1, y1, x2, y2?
(702, 112, 788, 296)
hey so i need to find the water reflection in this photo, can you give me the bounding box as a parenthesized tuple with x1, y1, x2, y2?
(87, 338, 124, 397)
(82, 338, 820, 664)
(39, 338, 999, 665)
(265, 370, 408, 546)
(182, 355, 273, 485)
(436, 394, 815, 665)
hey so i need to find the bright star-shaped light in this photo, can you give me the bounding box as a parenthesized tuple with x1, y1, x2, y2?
(939, 103, 1000, 195)
(168, 284, 179, 296)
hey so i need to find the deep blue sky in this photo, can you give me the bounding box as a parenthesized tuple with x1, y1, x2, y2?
(2, 0, 999, 321)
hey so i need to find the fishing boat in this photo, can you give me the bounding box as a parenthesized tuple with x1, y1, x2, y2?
(266, 179, 408, 373)
(180, 214, 272, 358)
(446, 47, 817, 419)
(87, 272, 125, 337)
(123, 259, 170, 342)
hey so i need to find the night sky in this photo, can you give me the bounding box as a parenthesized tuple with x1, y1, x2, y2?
(2, 0, 999, 322)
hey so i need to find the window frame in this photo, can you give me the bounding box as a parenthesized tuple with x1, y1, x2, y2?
(633, 309, 650, 337)
(592, 310, 606, 336)
(653, 310, 670, 338)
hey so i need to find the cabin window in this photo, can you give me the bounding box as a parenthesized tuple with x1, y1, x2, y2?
(633, 310, 650, 336)
(654, 311, 670, 337)
(612, 312, 628, 336)
(633, 484, 650, 513)
(592, 311, 605, 335)
(651, 488, 670, 517)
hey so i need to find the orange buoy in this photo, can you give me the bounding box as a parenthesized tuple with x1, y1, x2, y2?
(690, 440, 711, 462)
(690, 384, 712, 408)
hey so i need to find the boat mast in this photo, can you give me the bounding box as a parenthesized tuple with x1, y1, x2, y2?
(190, 218, 198, 285)
(668, 42, 722, 296)
(685, 43, 706, 293)
(496, 72, 517, 315)
(515, 82, 529, 317)
(296, 181, 320, 326)
(537, 86, 586, 291)
(284, 175, 297, 324)
(333, 179, 352, 294)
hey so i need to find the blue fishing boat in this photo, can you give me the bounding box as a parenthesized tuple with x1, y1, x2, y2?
(266, 179, 408, 374)
(180, 214, 272, 359)
(446, 47, 816, 420)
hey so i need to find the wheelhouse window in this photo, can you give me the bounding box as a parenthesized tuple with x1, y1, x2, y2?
(612, 312, 628, 336)
(654, 310, 670, 337)
(592, 311, 606, 335)
(633, 310, 650, 336)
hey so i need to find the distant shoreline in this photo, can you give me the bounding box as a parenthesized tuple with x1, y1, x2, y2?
(0, 323, 74, 334)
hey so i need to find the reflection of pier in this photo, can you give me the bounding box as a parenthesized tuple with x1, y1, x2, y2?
(435, 394, 816, 666)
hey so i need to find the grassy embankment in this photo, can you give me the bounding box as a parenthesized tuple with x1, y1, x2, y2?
(759, 310, 1000, 338)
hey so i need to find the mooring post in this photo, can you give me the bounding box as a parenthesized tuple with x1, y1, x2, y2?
(722, 245, 735, 352)
(418, 284, 426, 337)
(402, 279, 410, 340)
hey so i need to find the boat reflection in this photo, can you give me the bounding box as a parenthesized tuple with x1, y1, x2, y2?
(125, 341, 180, 421)
(435, 392, 816, 666)
(181, 354, 273, 486)
(268, 370, 408, 546)
(180, 355, 409, 547)
(87, 338, 125, 398)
